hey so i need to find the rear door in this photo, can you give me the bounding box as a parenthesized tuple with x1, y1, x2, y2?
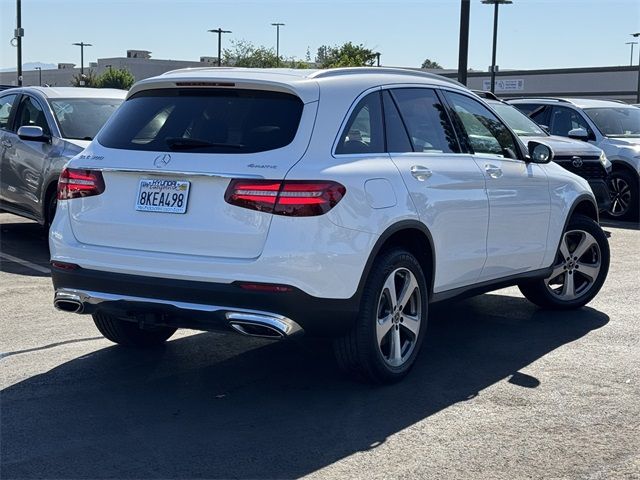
(443, 90, 550, 279)
(383, 87, 489, 292)
(66, 87, 317, 259)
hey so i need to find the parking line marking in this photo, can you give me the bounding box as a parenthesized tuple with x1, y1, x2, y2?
(0, 252, 51, 274)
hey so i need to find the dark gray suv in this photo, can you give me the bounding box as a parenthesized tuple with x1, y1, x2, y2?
(0, 87, 125, 227)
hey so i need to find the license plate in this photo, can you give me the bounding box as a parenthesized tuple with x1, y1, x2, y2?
(135, 179, 190, 214)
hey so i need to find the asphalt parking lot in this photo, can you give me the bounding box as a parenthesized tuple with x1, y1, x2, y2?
(1, 212, 638, 480)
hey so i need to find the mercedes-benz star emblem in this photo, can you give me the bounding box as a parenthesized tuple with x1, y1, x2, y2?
(154, 153, 172, 168)
(572, 156, 583, 168)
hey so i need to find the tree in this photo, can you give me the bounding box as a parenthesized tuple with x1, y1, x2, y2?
(222, 40, 279, 68)
(316, 42, 377, 68)
(421, 58, 443, 69)
(98, 67, 135, 90)
(70, 69, 98, 87)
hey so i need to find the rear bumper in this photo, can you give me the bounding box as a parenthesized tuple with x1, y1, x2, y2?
(587, 179, 611, 212)
(51, 266, 360, 337)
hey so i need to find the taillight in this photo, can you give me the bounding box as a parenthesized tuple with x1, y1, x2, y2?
(58, 168, 105, 200)
(225, 180, 346, 216)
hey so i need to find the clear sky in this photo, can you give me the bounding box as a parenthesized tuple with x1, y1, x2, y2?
(0, 0, 639, 71)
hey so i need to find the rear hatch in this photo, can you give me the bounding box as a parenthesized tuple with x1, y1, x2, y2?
(66, 84, 318, 259)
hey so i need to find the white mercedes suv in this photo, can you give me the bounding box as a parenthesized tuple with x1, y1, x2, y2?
(50, 68, 610, 383)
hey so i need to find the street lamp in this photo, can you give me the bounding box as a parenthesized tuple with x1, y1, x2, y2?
(632, 33, 640, 103)
(271, 23, 285, 66)
(35, 66, 41, 86)
(626, 42, 638, 67)
(375, 52, 381, 67)
(207, 28, 232, 67)
(481, 0, 512, 94)
(72, 42, 92, 86)
(14, 0, 24, 86)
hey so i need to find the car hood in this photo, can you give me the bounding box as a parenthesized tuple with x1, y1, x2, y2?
(606, 137, 640, 147)
(523, 135, 602, 157)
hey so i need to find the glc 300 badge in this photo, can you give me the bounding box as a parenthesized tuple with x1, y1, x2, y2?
(154, 154, 172, 168)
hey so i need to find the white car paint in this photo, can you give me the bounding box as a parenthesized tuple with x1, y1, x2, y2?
(50, 68, 597, 301)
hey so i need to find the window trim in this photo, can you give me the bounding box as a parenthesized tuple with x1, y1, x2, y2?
(0, 93, 21, 133)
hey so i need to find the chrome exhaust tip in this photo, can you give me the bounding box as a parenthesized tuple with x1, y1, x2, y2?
(226, 312, 302, 339)
(54, 298, 84, 314)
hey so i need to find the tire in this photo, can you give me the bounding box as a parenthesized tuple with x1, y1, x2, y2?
(518, 215, 609, 309)
(333, 248, 428, 384)
(45, 189, 57, 231)
(606, 169, 639, 221)
(92, 311, 176, 347)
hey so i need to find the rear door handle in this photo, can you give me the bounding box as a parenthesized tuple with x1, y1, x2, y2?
(485, 164, 503, 179)
(410, 165, 432, 181)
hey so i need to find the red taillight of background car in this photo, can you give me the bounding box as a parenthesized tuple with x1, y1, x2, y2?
(225, 179, 346, 216)
(57, 168, 105, 200)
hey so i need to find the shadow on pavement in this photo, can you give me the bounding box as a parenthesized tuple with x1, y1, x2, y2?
(1, 294, 609, 479)
(0, 216, 50, 277)
(600, 218, 639, 231)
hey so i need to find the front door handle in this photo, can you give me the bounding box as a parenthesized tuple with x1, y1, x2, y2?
(485, 164, 503, 179)
(410, 165, 432, 181)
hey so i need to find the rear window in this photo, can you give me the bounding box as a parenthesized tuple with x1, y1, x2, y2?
(97, 88, 304, 154)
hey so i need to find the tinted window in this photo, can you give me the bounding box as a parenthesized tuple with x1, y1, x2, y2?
(584, 107, 640, 137)
(391, 88, 459, 153)
(51, 98, 122, 140)
(0, 94, 17, 131)
(444, 91, 518, 157)
(550, 107, 591, 137)
(511, 103, 549, 127)
(336, 92, 384, 154)
(16, 96, 50, 135)
(382, 91, 412, 152)
(98, 89, 304, 154)
(490, 103, 547, 137)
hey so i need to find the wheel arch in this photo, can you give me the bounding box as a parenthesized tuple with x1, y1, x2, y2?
(356, 221, 436, 300)
(42, 179, 58, 225)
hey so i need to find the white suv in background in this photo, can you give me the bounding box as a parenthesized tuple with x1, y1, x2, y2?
(50, 68, 610, 383)
(509, 98, 640, 221)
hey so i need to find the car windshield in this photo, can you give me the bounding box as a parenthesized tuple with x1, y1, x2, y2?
(490, 103, 547, 137)
(584, 107, 640, 138)
(50, 98, 123, 140)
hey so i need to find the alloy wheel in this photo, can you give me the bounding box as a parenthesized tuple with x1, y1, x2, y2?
(608, 176, 632, 217)
(376, 268, 422, 367)
(545, 229, 601, 301)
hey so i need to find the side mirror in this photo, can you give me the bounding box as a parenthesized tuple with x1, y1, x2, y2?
(18, 125, 49, 143)
(527, 141, 553, 164)
(567, 128, 589, 141)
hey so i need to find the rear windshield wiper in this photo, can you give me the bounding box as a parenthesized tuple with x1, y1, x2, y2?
(165, 137, 244, 150)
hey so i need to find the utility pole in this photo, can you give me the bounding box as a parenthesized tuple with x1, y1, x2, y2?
(271, 23, 285, 66)
(633, 33, 640, 103)
(72, 42, 92, 86)
(15, 0, 24, 86)
(208, 28, 232, 67)
(457, 0, 470, 85)
(375, 52, 381, 67)
(482, 0, 512, 93)
(35, 66, 41, 86)
(626, 41, 638, 67)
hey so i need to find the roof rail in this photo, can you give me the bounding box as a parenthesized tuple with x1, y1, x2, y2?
(471, 90, 501, 101)
(506, 97, 573, 104)
(309, 67, 462, 86)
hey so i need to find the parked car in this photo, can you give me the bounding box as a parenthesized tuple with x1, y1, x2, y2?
(508, 98, 640, 220)
(50, 68, 609, 383)
(0, 87, 126, 227)
(474, 91, 611, 212)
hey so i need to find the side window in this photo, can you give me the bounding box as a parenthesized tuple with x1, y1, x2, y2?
(529, 105, 550, 127)
(15, 96, 51, 136)
(390, 88, 459, 153)
(336, 92, 384, 154)
(382, 91, 412, 152)
(550, 107, 591, 137)
(0, 94, 18, 131)
(444, 91, 518, 157)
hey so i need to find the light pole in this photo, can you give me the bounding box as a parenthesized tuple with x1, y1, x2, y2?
(626, 41, 638, 67)
(375, 52, 381, 67)
(458, 0, 471, 85)
(14, 0, 24, 86)
(271, 23, 285, 66)
(482, 0, 512, 94)
(72, 42, 92, 86)
(633, 33, 640, 103)
(35, 66, 41, 86)
(208, 28, 232, 67)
